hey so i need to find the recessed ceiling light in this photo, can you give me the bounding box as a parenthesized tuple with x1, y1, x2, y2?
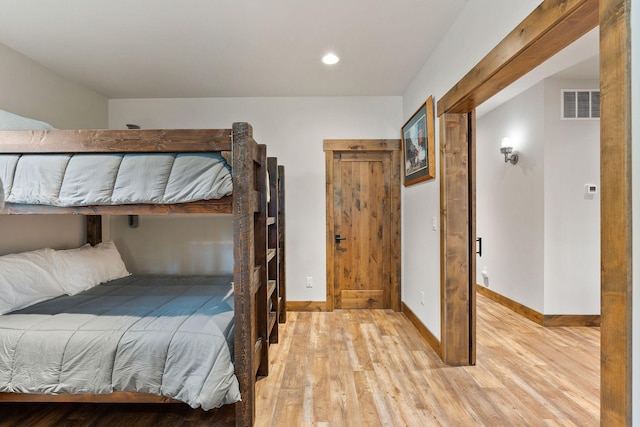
(322, 53, 340, 65)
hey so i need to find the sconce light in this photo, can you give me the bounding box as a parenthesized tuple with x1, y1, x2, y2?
(500, 137, 519, 165)
(128, 215, 139, 228)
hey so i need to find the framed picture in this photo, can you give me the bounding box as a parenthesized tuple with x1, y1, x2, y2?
(401, 95, 435, 186)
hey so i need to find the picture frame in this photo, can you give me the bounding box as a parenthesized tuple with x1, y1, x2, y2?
(401, 95, 435, 186)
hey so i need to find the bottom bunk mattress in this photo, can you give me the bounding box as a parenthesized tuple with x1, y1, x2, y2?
(0, 275, 240, 410)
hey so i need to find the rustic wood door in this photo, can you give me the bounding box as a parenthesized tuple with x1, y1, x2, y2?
(324, 140, 401, 311)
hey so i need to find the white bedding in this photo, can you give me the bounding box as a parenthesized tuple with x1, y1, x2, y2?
(0, 275, 240, 410)
(0, 108, 54, 131)
(0, 153, 232, 206)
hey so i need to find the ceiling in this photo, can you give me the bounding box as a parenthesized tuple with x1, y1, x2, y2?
(0, 0, 470, 99)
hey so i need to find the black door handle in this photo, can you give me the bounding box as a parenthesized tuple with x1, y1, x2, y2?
(476, 237, 482, 257)
(335, 234, 347, 243)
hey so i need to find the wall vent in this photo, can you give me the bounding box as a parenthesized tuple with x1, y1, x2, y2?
(561, 89, 600, 119)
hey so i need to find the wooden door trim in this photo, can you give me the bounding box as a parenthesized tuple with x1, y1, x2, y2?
(324, 139, 401, 312)
(439, 113, 470, 366)
(437, 0, 631, 423)
(599, 0, 632, 423)
(437, 0, 598, 116)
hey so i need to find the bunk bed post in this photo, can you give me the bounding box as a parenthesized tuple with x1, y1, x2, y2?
(267, 157, 280, 343)
(86, 215, 102, 245)
(277, 165, 286, 324)
(255, 145, 269, 377)
(232, 122, 263, 427)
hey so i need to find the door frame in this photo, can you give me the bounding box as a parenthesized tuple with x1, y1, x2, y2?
(437, 0, 630, 423)
(324, 139, 402, 312)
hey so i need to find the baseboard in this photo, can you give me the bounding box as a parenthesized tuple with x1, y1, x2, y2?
(476, 284, 543, 325)
(543, 314, 601, 327)
(401, 302, 441, 356)
(476, 285, 600, 327)
(287, 301, 327, 312)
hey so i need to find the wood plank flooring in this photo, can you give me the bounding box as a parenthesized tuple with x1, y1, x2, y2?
(0, 294, 599, 426)
(256, 293, 599, 426)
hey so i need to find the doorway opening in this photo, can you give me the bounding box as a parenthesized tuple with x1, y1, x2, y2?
(437, 0, 630, 423)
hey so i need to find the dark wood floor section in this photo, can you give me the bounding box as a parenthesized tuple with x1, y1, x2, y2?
(0, 294, 599, 426)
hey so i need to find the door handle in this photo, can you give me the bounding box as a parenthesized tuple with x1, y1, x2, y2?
(476, 237, 482, 257)
(335, 234, 347, 243)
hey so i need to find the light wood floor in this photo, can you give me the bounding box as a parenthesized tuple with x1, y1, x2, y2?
(0, 294, 599, 426)
(256, 294, 600, 426)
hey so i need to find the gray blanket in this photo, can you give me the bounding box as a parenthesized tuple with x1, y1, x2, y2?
(0, 275, 240, 410)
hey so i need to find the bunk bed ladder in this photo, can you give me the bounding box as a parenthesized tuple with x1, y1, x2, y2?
(232, 122, 268, 426)
(255, 144, 269, 378)
(277, 165, 286, 324)
(267, 157, 279, 344)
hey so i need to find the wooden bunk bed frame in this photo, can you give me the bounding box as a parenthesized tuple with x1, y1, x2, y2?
(266, 158, 286, 345)
(0, 122, 281, 426)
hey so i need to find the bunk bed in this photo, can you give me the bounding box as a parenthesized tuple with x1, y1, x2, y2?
(266, 158, 286, 345)
(0, 122, 284, 426)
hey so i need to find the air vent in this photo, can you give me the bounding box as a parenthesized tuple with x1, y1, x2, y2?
(562, 90, 600, 119)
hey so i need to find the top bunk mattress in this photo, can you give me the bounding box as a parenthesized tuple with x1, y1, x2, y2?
(0, 153, 232, 206)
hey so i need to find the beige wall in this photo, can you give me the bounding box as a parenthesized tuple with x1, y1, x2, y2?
(401, 0, 543, 339)
(0, 42, 108, 256)
(108, 96, 403, 301)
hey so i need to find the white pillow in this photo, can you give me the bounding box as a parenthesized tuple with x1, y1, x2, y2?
(0, 108, 54, 130)
(0, 248, 65, 315)
(52, 241, 130, 295)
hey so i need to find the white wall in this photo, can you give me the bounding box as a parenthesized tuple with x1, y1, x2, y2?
(0, 43, 108, 256)
(631, 0, 639, 424)
(401, 0, 543, 338)
(475, 78, 600, 316)
(108, 97, 402, 302)
(111, 215, 234, 276)
(543, 78, 600, 315)
(0, 43, 107, 130)
(476, 81, 546, 312)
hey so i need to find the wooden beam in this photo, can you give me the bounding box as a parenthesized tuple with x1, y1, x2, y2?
(599, 0, 632, 424)
(324, 148, 336, 312)
(86, 215, 102, 246)
(232, 122, 257, 427)
(0, 391, 178, 404)
(323, 139, 401, 151)
(467, 111, 476, 366)
(390, 147, 402, 312)
(0, 198, 233, 215)
(437, 0, 598, 116)
(0, 129, 232, 153)
(277, 165, 287, 323)
(439, 113, 470, 366)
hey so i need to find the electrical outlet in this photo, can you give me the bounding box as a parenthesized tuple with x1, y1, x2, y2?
(306, 277, 313, 288)
(420, 291, 425, 306)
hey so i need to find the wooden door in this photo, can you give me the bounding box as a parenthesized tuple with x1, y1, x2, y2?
(324, 140, 401, 312)
(334, 152, 389, 308)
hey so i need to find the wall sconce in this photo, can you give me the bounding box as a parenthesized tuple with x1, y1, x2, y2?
(128, 215, 139, 228)
(500, 137, 519, 165)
